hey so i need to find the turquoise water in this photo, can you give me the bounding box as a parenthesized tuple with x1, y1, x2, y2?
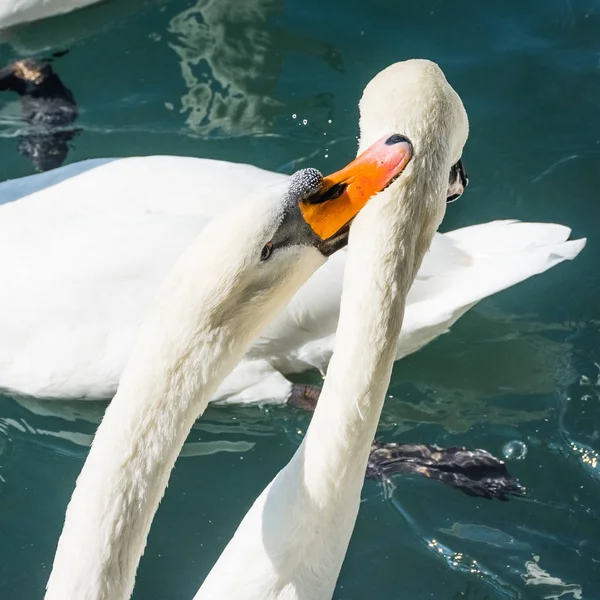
(0, 0, 599, 598)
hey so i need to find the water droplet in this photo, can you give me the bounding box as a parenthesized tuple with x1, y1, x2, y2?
(302, 119, 308, 125)
(503, 440, 528, 460)
(292, 113, 297, 119)
(328, 119, 332, 124)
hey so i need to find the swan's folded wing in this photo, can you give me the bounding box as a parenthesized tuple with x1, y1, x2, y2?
(0, 155, 285, 214)
(0, 211, 208, 398)
(397, 220, 586, 358)
(257, 220, 585, 375)
(0, 156, 287, 399)
(251, 250, 347, 373)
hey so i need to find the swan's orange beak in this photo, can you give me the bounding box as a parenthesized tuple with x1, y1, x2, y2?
(300, 134, 413, 242)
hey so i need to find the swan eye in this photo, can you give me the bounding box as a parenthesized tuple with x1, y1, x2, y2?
(260, 242, 274, 261)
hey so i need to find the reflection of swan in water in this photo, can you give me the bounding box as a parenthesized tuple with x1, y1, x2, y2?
(167, 0, 342, 136)
(380, 311, 576, 434)
(0, 407, 255, 460)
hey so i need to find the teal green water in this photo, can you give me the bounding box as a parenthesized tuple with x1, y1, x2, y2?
(1, 0, 599, 598)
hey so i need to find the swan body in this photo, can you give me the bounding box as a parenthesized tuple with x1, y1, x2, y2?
(0, 156, 585, 401)
(0, 0, 103, 29)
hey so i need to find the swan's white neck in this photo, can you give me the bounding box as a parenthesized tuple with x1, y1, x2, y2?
(195, 171, 446, 600)
(45, 216, 323, 600)
(301, 186, 436, 497)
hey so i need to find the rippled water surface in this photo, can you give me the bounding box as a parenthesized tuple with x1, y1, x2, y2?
(1, 0, 599, 598)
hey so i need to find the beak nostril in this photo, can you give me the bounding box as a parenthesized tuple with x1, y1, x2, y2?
(385, 133, 410, 146)
(306, 182, 348, 205)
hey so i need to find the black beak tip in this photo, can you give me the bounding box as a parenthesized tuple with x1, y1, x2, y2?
(385, 133, 411, 146)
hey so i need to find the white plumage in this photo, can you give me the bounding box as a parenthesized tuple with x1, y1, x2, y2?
(45, 59, 584, 600)
(0, 157, 585, 402)
(0, 0, 104, 29)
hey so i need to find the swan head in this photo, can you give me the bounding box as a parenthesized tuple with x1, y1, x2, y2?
(166, 135, 413, 341)
(358, 59, 469, 205)
(343, 59, 470, 283)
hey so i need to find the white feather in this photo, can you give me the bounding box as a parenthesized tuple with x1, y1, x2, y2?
(0, 0, 104, 29)
(44, 58, 585, 600)
(0, 158, 585, 402)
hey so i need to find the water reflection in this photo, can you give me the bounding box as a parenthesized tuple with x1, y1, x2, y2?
(381, 311, 575, 433)
(441, 523, 530, 551)
(0, 397, 271, 477)
(0, 55, 79, 171)
(389, 494, 518, 598)
(0, 420, 10, 487)
(166, 0, 342, 136)
(556, 322, 600, 481)
(521, 555, 583, 600)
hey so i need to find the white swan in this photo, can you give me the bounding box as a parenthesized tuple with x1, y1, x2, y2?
(44, 91, 414, 599)
(45, 59, 483, 600)
(0, 160, 584, 403)
(193, 58, 469, 600)
(0, 0, 104, 29)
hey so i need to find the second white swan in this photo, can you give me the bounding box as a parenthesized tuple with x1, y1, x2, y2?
(0, 65, 584, 403)
(45, 59, 532, 600)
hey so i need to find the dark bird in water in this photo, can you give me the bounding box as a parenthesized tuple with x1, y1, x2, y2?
(288, 383, 525, 501)
(0, 53, 79, 172)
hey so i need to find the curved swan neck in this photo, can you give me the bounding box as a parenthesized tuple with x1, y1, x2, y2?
(45, 224, 324, 600)
(300, 174, 444, 501)
(195, 174, 446, 600)
(45, 268, 255, 600)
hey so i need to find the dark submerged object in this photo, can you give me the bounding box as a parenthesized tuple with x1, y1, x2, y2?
(367, 441, 524, 501)
(288, 384, 524, 501)
(0, 55, 79, 172)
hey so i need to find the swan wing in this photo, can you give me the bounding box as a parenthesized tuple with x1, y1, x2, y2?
(0, 0, 102, 30)
(0, 154, 585, 404)
(0, 157, 287, 398)
(261, 221, 586, 376)
(0, 155, 286, 214)
(0, 210, 206, 398)
(396, 220, 586, 357)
